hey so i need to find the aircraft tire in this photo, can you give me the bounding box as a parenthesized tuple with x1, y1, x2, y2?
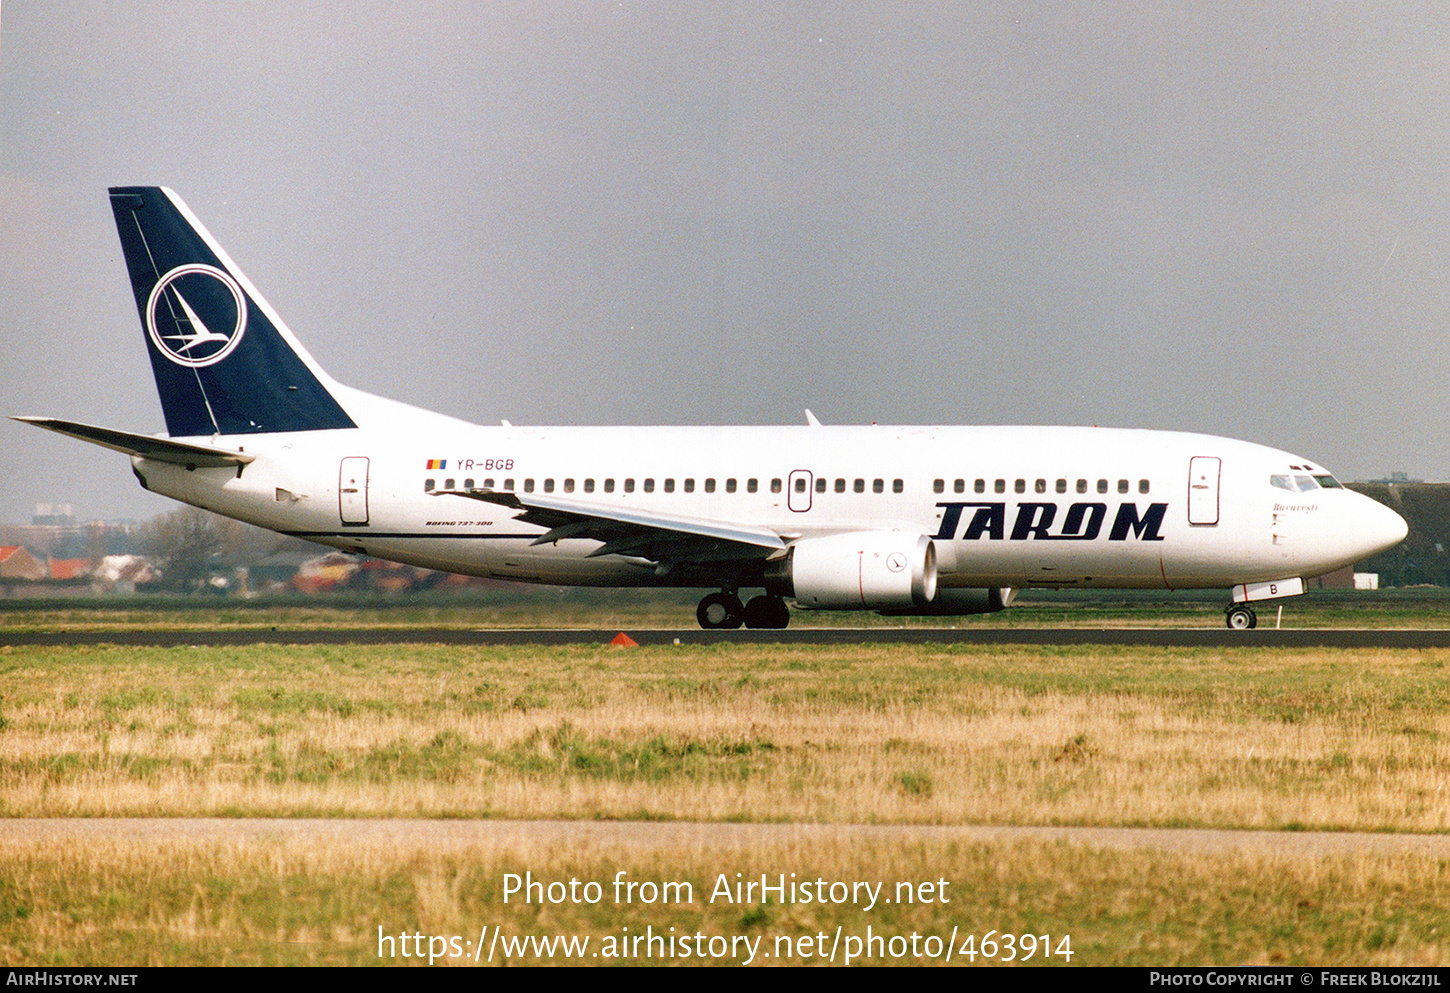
(743, 595, 790, 629)
(1225, 605, 1256, 630)
(697, 592, 745, 629)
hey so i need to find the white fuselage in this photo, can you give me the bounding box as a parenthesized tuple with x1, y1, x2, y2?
(132, 415, 1407, 593)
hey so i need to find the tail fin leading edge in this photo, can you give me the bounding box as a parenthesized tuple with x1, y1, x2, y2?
(109, 187, 356, 437)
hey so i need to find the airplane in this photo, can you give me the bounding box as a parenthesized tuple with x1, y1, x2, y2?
(16, 187, 1409, 630)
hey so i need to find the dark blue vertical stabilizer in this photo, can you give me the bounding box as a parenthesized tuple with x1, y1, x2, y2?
(109, 187, 356, 437)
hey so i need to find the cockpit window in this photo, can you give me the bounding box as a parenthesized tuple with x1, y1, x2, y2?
(1270, 475, 1293, 491)
(1314, 474, 1342, 489)
(1294, 475, 1319, 492)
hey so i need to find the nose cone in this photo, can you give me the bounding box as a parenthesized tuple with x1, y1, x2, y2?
(1350, 493, 1409, 559)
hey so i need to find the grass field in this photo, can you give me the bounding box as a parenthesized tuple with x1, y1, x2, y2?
(4, 641, 1449, 829)
(2, 828, 1447, 966)
(7, 633, 1450, 966)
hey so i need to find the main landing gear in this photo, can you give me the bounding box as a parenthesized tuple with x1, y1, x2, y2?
(696, 591, 790, 630)
(1225, 604, 1258, 630)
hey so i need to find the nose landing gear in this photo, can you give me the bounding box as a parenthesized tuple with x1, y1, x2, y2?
(1225, 605, 1258, 630)
(696, 591, 790, 629)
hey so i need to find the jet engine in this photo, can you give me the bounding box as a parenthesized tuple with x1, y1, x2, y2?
(765, 532, 937, 610)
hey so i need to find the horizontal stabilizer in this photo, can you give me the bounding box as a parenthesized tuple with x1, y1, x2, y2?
(13, 417, 254, 469)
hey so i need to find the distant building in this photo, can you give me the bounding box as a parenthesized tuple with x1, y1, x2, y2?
(92, 555, 159, 594)
(292, 551, 360, 593)
(0, 546, 47, 582)
(31, 503, 76, 527)
(1305, 565, 1354, 589)
(47, 558, 94, 582)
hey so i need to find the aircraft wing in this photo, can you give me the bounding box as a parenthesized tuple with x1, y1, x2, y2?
(13, 417, 254, 469)
(437, 489, 787, 563)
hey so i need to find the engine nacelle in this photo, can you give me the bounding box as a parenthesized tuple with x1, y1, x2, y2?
(878, 586, 1017, 617)
(766, 531, 938, 610)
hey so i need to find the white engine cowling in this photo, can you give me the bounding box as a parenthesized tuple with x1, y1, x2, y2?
(767, 532, 938, 610)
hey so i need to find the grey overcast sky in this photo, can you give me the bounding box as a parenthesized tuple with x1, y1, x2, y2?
(3, 2, 1448, 523)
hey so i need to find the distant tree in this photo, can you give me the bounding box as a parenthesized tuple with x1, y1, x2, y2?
(137, 506, 223, 592)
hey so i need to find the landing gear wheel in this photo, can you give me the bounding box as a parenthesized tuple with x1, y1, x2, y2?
(742, 595, 791, 629)
(1225, 605, 1257, 630)
(697, 591, 745, 629)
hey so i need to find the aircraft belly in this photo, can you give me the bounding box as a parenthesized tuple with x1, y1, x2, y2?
(941, 541, 1026, 587)
(350, 536, 647, 585)
(946, 538, 1169, 588)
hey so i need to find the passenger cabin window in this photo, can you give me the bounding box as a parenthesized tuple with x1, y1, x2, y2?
(954, 479, 965, 494)
(604, 479, 615, 493)
(854, 479, 865, 493)
(873, 479, 884, 493)
(504, 479, 515, 491)
(1055, 479, 1067, 493)
(994, 479, 1006, 493)
(1117, 479, 1129, 494)
(795, 478, 808, 493)
(483, 478, 495, 489)
(835, 478, 846, 493)
(1014, 479, 1026, 494)
(934, 479, 945, 494)
(1139, 479, 1150, 494)
(584, 479, 595, 493)
(815, 478, 827, 493)
(543, 479, 554, 493)
(445, 478, 456, 490)
(974, 479, 985, 493)
(1097, 479, 1108, 494)
(624, 479, 635, 493)
(726, 479, 737, 493)
(643, 479, 655, 493)
(1077, 479, 1088, 494)
(893, 479, 904, 493)
(663, 479, 675, 493)
(771, 479, 782, 493)
(424, 479, 435, 492)
(1035, 478, 1047, 493)
(464, 478, 475, 490)
(563, 479, 574, 493)
(683, 479, 694, 493)
(747, 479, 758, 493)
(705, 479, 716, 493)
(524, 479, 534, 493)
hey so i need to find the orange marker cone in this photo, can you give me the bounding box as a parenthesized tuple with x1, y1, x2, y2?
(609, 632, 639, 647)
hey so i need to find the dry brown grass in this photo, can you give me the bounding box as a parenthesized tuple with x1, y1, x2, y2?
(3, 642, 1450, 829)
(2, 825, 1447, 966)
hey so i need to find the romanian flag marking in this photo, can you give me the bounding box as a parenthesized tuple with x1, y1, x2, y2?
(426, 459, 446, 470)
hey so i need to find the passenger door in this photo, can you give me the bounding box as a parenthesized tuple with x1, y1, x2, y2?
(339, 457, 370, 526)
(1187, 456, 1220, 526)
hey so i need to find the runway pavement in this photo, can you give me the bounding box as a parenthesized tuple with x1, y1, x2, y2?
(6, 627, 1450, 647)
